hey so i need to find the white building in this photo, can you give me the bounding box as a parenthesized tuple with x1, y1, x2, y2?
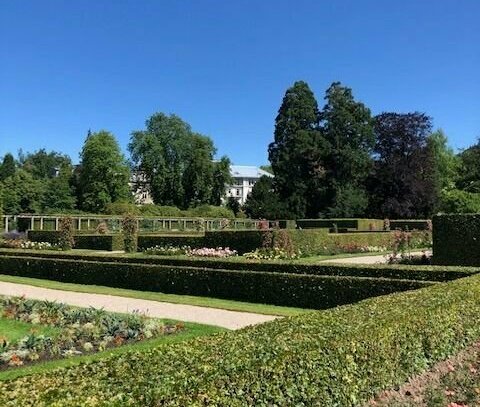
(131, 165, 273, 206)
(225, 165, 274, 205)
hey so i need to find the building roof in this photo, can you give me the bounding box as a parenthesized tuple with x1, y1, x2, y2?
(230, 165, 274, 178)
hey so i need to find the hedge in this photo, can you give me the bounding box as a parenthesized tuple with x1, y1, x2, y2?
(0, 255, 433, 309)
(296, 218, 384, 231)
(389, 219, 431, 231)
(138, 234, 205, 251)
(27, 231, 124, 251)
(1, 273, 480, 406)
(433, 214, 480, 266)
(0, 249, 475, 282)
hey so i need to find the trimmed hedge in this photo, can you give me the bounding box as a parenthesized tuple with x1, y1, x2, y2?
(1, 273, 480, 406)
(0, 255, 433, 309)
(296, 218, 384, 231)
(390, 219, 430, 231)
(138, 234, 205, 251)
(433, 214, 480, 266)
(27, 231, 124, 251)
(0, 249, 476, 282)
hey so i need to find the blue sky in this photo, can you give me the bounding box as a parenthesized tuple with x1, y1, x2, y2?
(1, 0, 479, 165)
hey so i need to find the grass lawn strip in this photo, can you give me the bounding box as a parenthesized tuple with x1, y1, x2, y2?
(0, 274, 309, 317)
(0, 317, 59, 343)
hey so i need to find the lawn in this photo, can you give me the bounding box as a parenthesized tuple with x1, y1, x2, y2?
(0, 274, 310, 317)
(0, 317, 59, 343)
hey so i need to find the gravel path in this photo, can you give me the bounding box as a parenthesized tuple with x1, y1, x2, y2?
(0, 281, 277, 330)
(319, 251, 432, 265)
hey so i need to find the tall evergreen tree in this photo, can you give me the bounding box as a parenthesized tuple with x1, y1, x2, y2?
(78, 130, 131, 212)
(268, 81, 329, 218)
(210, 156, 232, 206)
(320, 82, 374, 217)
(0, 153, 16, 181)
(244, 175, 289, 219)
(368, 112, 437, 218)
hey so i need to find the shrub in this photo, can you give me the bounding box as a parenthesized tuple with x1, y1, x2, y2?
(389, 219, 431, 231)
(144, 245, 190, 256)
(186, 247, 238, 258)
(433, 214, 480, 266)
(296, 218, 384, 231)
(58, 217, 75, 250)
(104, 202, 140, 215)
(122, 214, 138, 253)
(0, 255, 433, 309)
(2, 274, 480, 406)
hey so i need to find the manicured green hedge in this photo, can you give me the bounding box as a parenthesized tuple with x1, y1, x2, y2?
(296, 218, 384, 231)
(433, 214, 480, 266)
(1, 273, 480, 406)
(137, 234, 205, 251)
(0, 255, 433, 309)
(1, 249, 475, 282)
(389, 219, 431, 231)
(27, 231, 124, 251)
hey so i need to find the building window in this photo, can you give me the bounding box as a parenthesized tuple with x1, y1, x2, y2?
(249, 179, 255, 186)
(236, 189, 241, 196)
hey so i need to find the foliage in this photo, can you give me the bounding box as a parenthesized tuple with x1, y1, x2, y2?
(0, 254, 433, 309)
(20, 149, 72, 180)
(244, 247, 301, 260)
(121, 214, 138, 253)
(0, 296, 177, 368)
(243, 175, 290, 219)
(433, 214, 480, 266)
(0, 169, 44, 214)
(103, 202, 140, 216)
(209, 156, 233, 206)
(40, 164, 76, 212)
(2, 274, 480, 405)
(368, 112, 437, 218)
(77, 130, 131, 213)
(19, 241, 59, 250)
(268, 81, 329, 218)
(457, 139, 480, 193)
(57, 217, 75, 250)
(319, 82, 374, 217)
(439, 189, 480, 213)
(144, 245, 191, 256)
(225, 196, 241, 216)
(0, 153, 16, 182)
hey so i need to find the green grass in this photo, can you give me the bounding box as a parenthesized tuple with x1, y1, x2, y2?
(0, 317, 59, 342)
(0, 320, 224, 381)
(0, 274, 309, 317)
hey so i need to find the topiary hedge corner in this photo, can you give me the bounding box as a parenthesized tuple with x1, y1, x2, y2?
(433, 214, 480, 266)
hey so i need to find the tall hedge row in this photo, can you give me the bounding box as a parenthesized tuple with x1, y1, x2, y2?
(27, 231, 124, 251)
(1, 273, 480, 406)
(296, 218, 384, 230)
(0, 255, 434, 309)
(433, 214, 480, 266)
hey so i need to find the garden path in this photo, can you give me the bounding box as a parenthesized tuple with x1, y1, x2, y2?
(0, 281, 277, 330)
(320, 250, 432, 264)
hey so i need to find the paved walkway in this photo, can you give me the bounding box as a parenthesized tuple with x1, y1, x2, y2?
(0, 282, 277, 330)
(320, 251, 432, 265)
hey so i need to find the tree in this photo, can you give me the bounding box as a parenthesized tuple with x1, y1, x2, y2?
(21, 149, 72, 179)
(210, 157, 232, 206)
(225, 196, 241, 216)
(244, 175, 290, 219)
(129, 113, 225, 209)
(427, 129, 460, 193)
(1, 169, 44, 214)
(439, 189, 480, 213)
(320, 82, 374, 217)
(457, 139, 480, 193)
(78, 130, 131, 213)
(41, 164, 76, 212)
(268, 81, 329, 218)
(368, 112, 437, 218)
(0, 153, 16, 181)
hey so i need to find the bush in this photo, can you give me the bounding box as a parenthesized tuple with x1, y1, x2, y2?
(122, 214, 138, 253)
(389, 219, 431, 231)
(104, 202, 141, 215)
(296, 218, 384, 231)
(58, 217, 75, 250)
(2, 274, 480, 406)
(433, 214, 480, 266)
(0, 255, 433, 309)
(439, 189, 480, 214)
(138, 235, 204, 251)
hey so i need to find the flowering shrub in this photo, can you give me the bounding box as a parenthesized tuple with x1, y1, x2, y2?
(244, 247, 301, 260)
(0, 239, 26, 249)
(0, 296, 183, 368)
(187, 247, 238, 258)
(144, 245, 191, 256)
(19, 241, 60, 250)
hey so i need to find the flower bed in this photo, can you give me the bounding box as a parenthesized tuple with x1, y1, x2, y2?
(144, 245, 191, 256)
(186, 247, 237, 258)
(0, 296, 183, 369)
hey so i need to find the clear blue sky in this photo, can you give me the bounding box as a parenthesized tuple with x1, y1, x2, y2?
(1, 0, 479, 165)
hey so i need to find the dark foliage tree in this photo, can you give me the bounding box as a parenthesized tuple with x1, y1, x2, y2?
(244, 175, 290, 219)
(210, 157, 232, 206)
(368, 112, 437, 218)
(0, 153, 16, 181)
(320, 82, 374, 217)
(268, 81, 329, 218)
(225, 196, 241, 216)
(457, 139, 480, 193)
(78, 130, 131, 213)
